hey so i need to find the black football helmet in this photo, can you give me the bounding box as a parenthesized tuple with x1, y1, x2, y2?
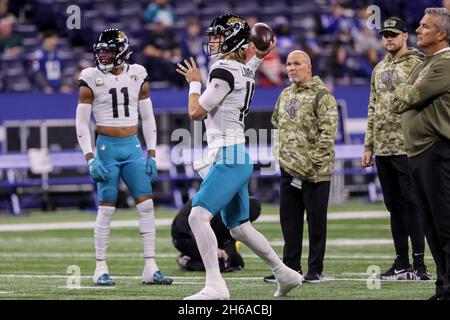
(93, 28, 131, 72)
(205, 14, 250, 56)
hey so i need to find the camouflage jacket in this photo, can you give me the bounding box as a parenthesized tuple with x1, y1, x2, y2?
(272, 76, 338, 182)
(364, 48, 424, 155)
(393, 49, 450, 156)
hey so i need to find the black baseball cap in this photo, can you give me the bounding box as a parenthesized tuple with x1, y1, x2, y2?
(379, 17, 407, 35)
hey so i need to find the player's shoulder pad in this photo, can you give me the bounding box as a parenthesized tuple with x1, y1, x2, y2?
(79, 67, 98, 81)
(209, 60, 236, 91)
(78, 67, 98, 90)
(128, 63, 149, 82)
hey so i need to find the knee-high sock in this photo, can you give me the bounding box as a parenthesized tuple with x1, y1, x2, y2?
(95, 206, 116, 261)
(137, 199, 156, 267)
(188, 206, 223, 284)
(230, 221, 283, 271)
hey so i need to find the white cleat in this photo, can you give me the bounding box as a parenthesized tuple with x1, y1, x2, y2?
(184, 284, 230, 300)
(273, 266, 304, 297)
(93, 263, 109, 284)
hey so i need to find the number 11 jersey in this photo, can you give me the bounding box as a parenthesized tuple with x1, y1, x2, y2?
(79, 63, 148, 126)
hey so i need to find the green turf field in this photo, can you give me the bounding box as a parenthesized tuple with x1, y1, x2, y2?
(0, 200, 436, 300)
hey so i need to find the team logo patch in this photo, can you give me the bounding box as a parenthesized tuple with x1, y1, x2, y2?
(380, 69, 398, 90)
(384, 19, 397, 27)
(95, 78, 104, 86)
(99, 144, 106, 151)
(130, 74, 138, 81)
(284, 98, 300, 119)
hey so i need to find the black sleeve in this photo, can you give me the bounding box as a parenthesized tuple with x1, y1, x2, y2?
(209, 68, 234, 92)
(78, 79, 93, 95)
(140, 74, 150, 92)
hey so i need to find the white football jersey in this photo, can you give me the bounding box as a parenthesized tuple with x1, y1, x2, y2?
(204, 59, 256, 148)
(79, 63, 148, 126)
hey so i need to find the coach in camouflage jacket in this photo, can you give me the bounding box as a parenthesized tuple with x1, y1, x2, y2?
(364, 47, 424, 156)
(265, 50, 337, 281)
(272, 63, 338, 183)
(362, 17, 430, 280)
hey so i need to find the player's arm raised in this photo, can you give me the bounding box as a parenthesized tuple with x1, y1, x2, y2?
(138, 81, 158, 183)
(177, 57, 231, 120)
(176, 57, 208, 120)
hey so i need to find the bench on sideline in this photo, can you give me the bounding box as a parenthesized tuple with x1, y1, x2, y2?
(0, 144, 376, 214)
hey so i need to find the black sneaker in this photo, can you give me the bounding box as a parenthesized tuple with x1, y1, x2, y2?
(413, 254, 432, 281)
(263, 270, 302, 283)
(414, 266, 432, 281)
(303, 272, 324, 283)
(263, 274, 277, 283)
(176, 254, 190, 270)
(380, 261, 415, 280)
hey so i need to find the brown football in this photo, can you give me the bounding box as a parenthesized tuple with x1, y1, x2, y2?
(249, 22, 275, 51)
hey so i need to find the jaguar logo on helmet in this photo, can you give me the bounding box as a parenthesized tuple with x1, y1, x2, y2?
(205, 14, 250, 57)
(93, 28, 132, 73)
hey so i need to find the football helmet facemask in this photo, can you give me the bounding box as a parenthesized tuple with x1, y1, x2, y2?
(205, 14, 250, 56)
(93, 28, 132, 72)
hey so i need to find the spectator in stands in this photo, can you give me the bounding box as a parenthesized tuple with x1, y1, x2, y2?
(328, 42, 351, 85)
(301, 30, 322, 74)
(246, 16, 283, 87)
(404, 0, 441, 30)
(143, 0, 176, 27)
(172, 197, 261, 272)
(179, 17, 209, 85)
(362, 17, 431, 281)
(0, 16, 22, 56)
(32, 30, 71, 94)
(352, 7, 382, 79)
(392, 7, 450, 300)
(319, 1, 355, 39)
(265, 50, 338, 283)
(272, 16, 299, 63)
(142, 17, 183, 87)
(0, 0, 8, 19)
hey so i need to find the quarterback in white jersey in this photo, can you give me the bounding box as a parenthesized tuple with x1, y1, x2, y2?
(75, 28, 172, 286)
(176, 14, 303, 300)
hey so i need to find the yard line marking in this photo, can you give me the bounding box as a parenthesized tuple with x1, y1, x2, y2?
(0, 211, 389, 232)
(0, 237, 394, 246)
(270, 239, 393, 246)
(57, 286, 116, 290)
(0, 274, 430, 284)
(0, 252, 435, 261)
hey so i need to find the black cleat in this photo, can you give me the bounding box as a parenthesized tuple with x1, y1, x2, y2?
(264, 270, 302, 283)
(303, 272, 325, 283)
(263, 274, 276, 283)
